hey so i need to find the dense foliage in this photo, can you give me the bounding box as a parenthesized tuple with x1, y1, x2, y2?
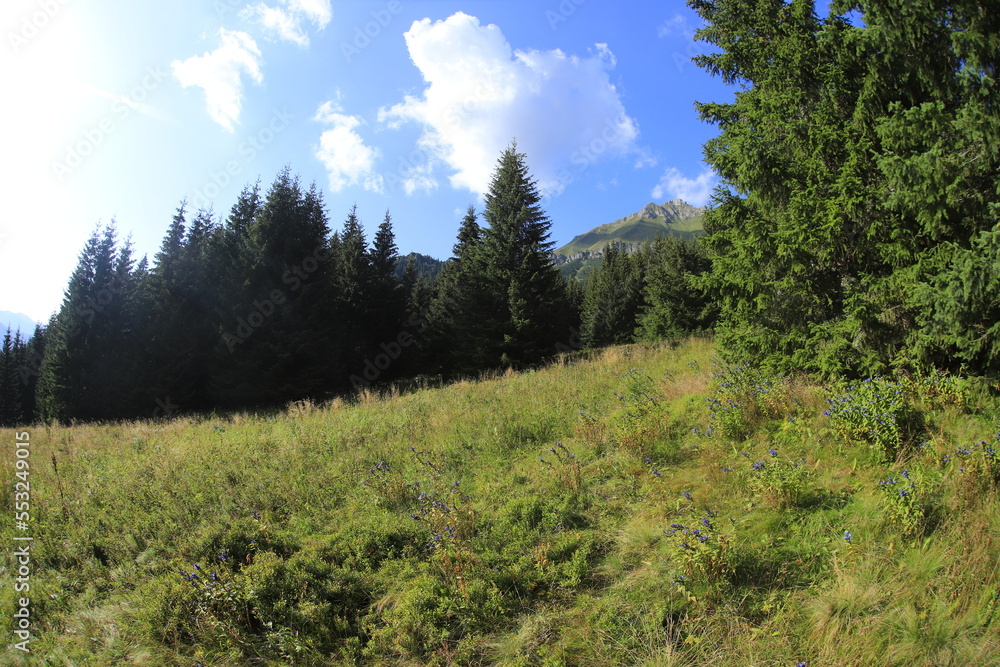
(0, 145, 712, 424)
(692, 0, 1000, 378)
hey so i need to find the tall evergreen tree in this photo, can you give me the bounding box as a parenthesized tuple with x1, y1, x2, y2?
(635, 236, 715, 342)
(37, 224, 138, 420)
(468, 144, 570, 370)
(580, 243, 644, 348)
(0, 328, 22, 426)
(691, 0, 1000, 377)
(17, 325, 45, 422)
(426, 205, 484, 375)
(368, 210, 405, 344)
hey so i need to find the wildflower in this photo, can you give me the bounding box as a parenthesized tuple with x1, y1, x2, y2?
(701, 518, 712, 527)
(752, 461, 766, 471)
(194, 563, 201, 570)
(682, 490, 692, 501)
(843, 530, 853, 544)
(644, 457, 652, 464)
(652, 471, 662, 477)
(768, 448, 778, 457)
(721, 467, 730, 473)
(698, 535, 710, 543)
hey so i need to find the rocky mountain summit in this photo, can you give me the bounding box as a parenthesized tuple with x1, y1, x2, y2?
(555, 198, 706, 259)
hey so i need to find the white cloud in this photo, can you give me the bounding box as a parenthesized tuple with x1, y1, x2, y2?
(651, 167, 717, 206)
(402, 162, 438, 195)
(242, 3, 309, 46)
(379, 12, 639, 197)
(172, 29, 262, 131)
(241, 0, 331, 46)
(313, 99, 383, 193)
(288, 0, 332, 28)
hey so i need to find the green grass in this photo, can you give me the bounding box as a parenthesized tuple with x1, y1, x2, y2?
(3, 338, 1000, 666)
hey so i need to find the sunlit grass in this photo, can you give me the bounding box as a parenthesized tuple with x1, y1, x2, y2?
(2, 336, 999, 665)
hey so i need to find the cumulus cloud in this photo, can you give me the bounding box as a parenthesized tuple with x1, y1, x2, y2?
(313, 98, 383, 193)
(172, 29, 262, 131)
(288, 0, 332, 28)
(241, 0, 331, 46)
(379, 12, 639, 197)
(651, 167, 717, 206)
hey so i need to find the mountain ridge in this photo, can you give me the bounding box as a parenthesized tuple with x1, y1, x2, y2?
(555, 198, 706, 258)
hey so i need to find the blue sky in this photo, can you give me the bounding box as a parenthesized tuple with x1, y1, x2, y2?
(1, 0, 731, 324)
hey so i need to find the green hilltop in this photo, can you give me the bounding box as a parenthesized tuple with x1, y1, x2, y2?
(556, 198, 706, 258)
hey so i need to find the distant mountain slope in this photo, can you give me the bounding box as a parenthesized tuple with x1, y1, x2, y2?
(395, 252, 445, 282)
(0, 311, 37, 337)
(556, 198, 706, 258)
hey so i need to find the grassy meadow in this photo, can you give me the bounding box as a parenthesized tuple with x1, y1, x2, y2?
(3, 338, 1000, 666)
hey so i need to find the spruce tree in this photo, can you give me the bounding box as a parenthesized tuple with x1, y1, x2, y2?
(427, 205, 484, 375)
(37, 224, 137, 420)
(0, 328, 22, 426)
(691, 0, 1000, 377)
(472, 143, 570, 370)
(580, 243, 644, 348)
(635, 236, 715, 342)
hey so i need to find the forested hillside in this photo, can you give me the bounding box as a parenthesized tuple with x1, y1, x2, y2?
(1, 0, 998, 427)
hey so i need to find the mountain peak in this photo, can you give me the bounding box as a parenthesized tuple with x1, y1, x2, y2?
(555, 199, 706, 258)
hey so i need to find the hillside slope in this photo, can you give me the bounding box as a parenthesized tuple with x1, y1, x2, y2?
(556, 198, 706, 257)
(3, 339, 998, 666)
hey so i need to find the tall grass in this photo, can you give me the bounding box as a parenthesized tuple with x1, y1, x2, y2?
(1, 336, 999, 666)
